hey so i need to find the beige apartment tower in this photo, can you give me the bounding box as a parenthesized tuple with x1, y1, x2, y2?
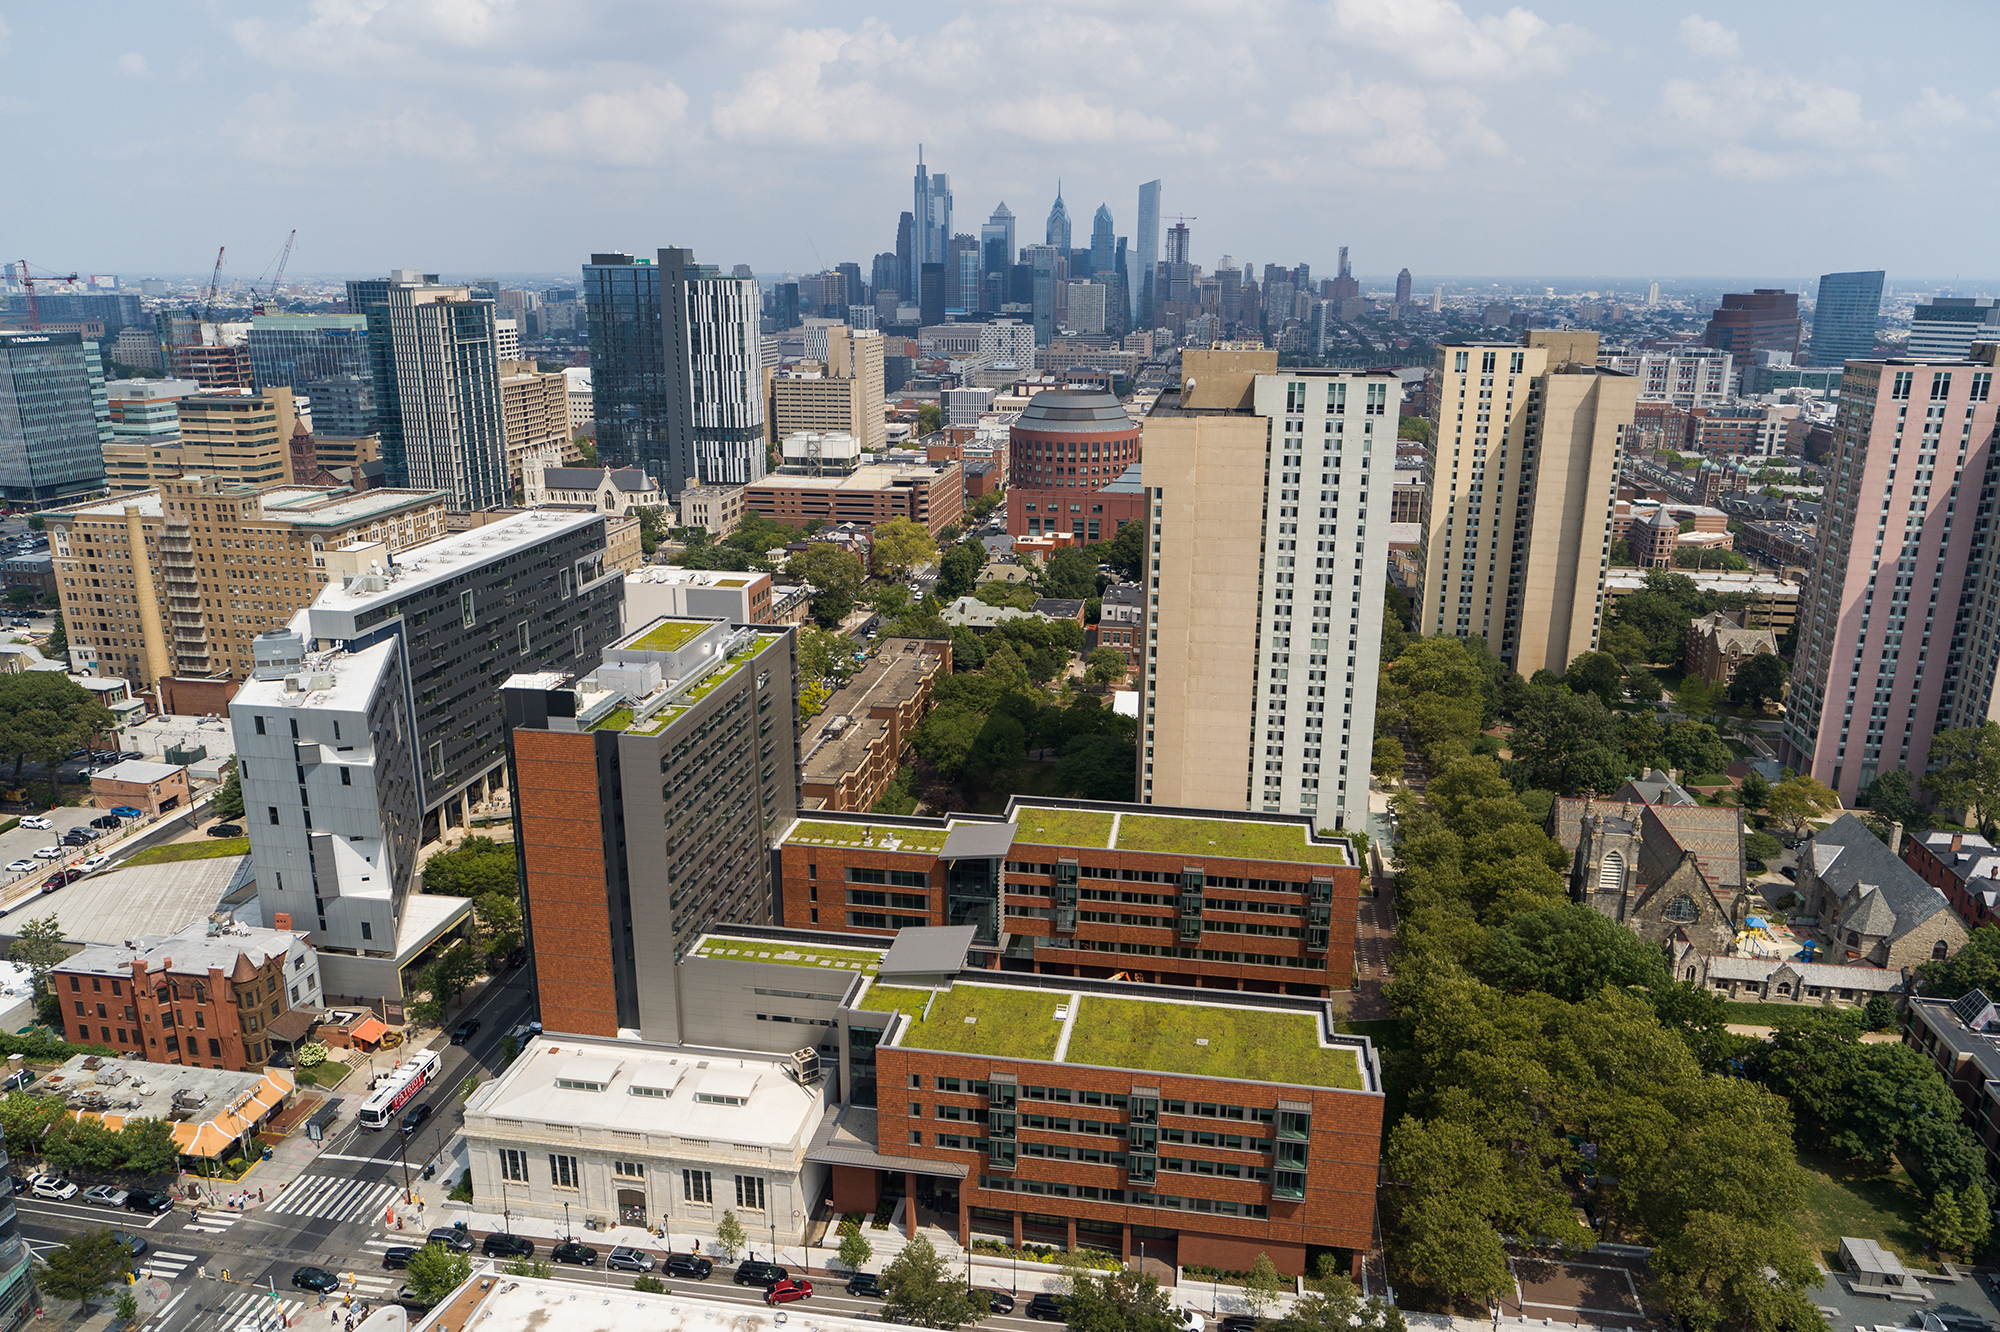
(764, 326, 886, 451)
(1416, 331, 1636, 676)
(103, 388, 304, 493)
(1138, 347, 1394, 832)
(499, 359, 578, 490)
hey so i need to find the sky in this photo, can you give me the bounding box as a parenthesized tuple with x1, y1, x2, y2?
(4, 0, 1996, 285)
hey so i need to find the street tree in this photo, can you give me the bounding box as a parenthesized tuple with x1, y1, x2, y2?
(1926, 722, 2000, 837)
(1242, 1254, 1287, 1320)
(212, 760, 245, 820)
(1060, 1269, 1182, 1332)
(405, 1241, 473, 1306)
(420, 837, 516, 897)
(715, 1208, 746, 1261)
(936, 543, 984, 600)
(1083, 647, 1126, 688)
(785, 544, 866, 626)
(1764, 775, 1840, 839)
(1274, 1275, 1407, 1332)
(9, 913, 66, 1000)
(0, 673, 116, 791)
(872, 518, 939, 581)
(37, 1229, 132, 1304)
(836, 1217, 873, 1272)
(1728, 652, 1789, 710)
(880, 1234, 987, 1330)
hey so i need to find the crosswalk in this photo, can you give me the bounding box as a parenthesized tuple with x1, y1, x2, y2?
(186, 1210, 240, 1236)
(215, 1288, 303, 1332)
(264, 1173, 403, 1225)
(140, 1248, 201, 1281)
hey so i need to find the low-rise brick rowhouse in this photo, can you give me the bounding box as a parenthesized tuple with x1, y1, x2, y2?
(776, 800, 1361, 998)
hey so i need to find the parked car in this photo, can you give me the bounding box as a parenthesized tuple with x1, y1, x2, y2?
(482, 1233, 535, 1259)
(109, 1231, 147, 1257)
(61, 830, 96, 846)
(381, 1247, 416, 1270)
(401, 1102, 433, 1134)
(109, 807, 143, 819)
(41, 869, 81, 892)
(19, 816, 51, 830)
(662, 1253, 712, 1280)
(1175, 1310, 1205, 1332)
(427, 1226, 473, 1254)
(81, 1185, 128, 1208)
(976, 1290, 1016, 1315)
(450, 1019, 481, 1045)
(118, 752, 144, 762)
(734, 1260, 788, 1288)
(765, 1279, 813, 1306)
(845, 1274, 884, 1298)
(396, 1285, 435, 1310)
(30, 1175, 77, 1200)
(293, 1268, 340, 1293)
(551, 1240, 598, 1267)
(1780, 866, 1799, 881)
(506, 944, 528, 969)
(606, 1247, 655, 1273)
(77, 853, 111, 873)
(207, 823, 243, 838)
(1027, 1293, 1071, 1322)
(4, 861, 35, 874)
(89, 815, 120, 829)
(1221, 1318, 1266, 1332)
(5, 1177, 20, 1196)
(124, 1189, 172, 1214)
(32, 846, 63, 860)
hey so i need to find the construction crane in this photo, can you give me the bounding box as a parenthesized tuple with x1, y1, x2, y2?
(14, 260, 80, 330)
(250, 229, 296, 316)
(199, 246, 226, 323)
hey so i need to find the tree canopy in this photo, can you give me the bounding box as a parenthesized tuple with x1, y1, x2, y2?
(879, 1234, 988, 1330)
(1926, 722, 2000, 837)
(420, 836, 516, 897)
(0, 673, 117, 789)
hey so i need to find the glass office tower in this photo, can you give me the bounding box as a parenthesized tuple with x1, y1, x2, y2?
(1807, 270, 1886, 367)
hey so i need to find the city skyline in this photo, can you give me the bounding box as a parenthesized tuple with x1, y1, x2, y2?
(5, 2, 1995, 277)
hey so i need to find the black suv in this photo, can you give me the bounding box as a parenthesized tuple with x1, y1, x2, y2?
(1028, 1293, 1071, 1322)
(427, 1226, 474, 1254)
(845, 1274, 884, 1298)
(551, 1240, 598, 1267)
(482, 1233, 534, 1259)
(401, 1102, 432, 1134)
(733, 1260, 789, 1288)
(381, 1247, 416, 1270)
(450, 1019, 481, 1045)
(663, 1253, 713, 1280)
(124, 1189, 172, 1214)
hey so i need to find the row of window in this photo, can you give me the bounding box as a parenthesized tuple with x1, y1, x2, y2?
(974, 1175, 1271, 1218)
(499, 1151, 769, 1209)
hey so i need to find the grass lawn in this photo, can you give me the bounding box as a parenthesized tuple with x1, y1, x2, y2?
(624, 619, 709, 652)
(1687, 772, 1735, 787)
(890, 984, 1065, 1060)
(1717, 1000, 1838, 1027)
(1011, 805, 1116, 848)
(1069, 996, 1363, 1088)
(121, 837, 249, 866)
(1116, 813, 1346, 865)
(1794, 1151, 1931, 1270)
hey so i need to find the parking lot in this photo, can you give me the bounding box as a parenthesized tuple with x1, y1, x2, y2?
(0, 806, 130, 907)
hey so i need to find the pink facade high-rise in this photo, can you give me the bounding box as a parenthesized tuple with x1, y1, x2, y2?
(1782, 348, 2000, 802)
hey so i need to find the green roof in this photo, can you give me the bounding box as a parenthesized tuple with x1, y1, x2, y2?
(623, 619, 709, 652)
(1115, 813, 1346, 866)
(691, 937, 882, 974)
(1064, 996, 1362, 1089)
(870, 984, 1066, 1061)
(1011, 808, 1115, 849)
(786, 820, 951, 854)
(588, 707, 634, 733)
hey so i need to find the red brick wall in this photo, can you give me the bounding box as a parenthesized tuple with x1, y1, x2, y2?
(513, 729, 620, 1036)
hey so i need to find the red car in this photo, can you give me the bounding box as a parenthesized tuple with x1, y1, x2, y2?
(765, 1279, 813, 1305)
(40, 869, 81, 893)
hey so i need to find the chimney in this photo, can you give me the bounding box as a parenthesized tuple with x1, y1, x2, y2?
(1888, 821, 1903, 856)
(273, 912, 292, 930)
(1953, 832, 1965, 854)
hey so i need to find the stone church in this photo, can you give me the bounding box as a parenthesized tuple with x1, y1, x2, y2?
(1551, 776, 1748, 954)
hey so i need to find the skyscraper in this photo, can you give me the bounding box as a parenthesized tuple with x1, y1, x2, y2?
(1165, 221, 1191, 266)
(1046, 183, 1071, 252)
(870, 252, 899, 304)
(1395, 269, 1413, 308)
(1416, 332, 1637, 676)
(1137, 347, 1395, 832)
(0, 330, 110, 507)
(1028, 246, 1057, 346)
(661, 246, 767, 488)
(983, 203, 1016, 273)
(895, 212, 914, 300)
(348, 271, 509, 509)
(1781, 346, 2000, 803)
(583, 252, 670, 481)
(1702, 289, 1801, 363)
(247, 314, 372, 403)
(1807, 270, 1887, 367)
(1132, 179, 1161, 323)
(1090, 204, 1115, 284)
(1329, 248, 1359, 304)
(1908, 299, 2000, 360)
(911, 148, 951, 284)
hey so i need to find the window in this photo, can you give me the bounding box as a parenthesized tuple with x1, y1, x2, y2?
(360, 922, 372, 941)
(500, 1150, 529, 1183)
(549, 1154, 580, 1189)
(683, 1169, 713, 1204)
(268, 806, 280, 825)
(613, 1160, 645, 1178)
(254, 716, 266, 735)
(518, 622, 530, 653)
(735, 1175, 766, 1210)
(1935, 938, 1951, 960)
(461, 590, 476, 628)
(1663, 895, 1699, 924)
(340, 768, 351, 787)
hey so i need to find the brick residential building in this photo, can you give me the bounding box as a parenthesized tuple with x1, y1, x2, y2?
(1802, 815, 1968, 970)
(799, 638, 949, 812)
(1090, 582, 1144, 678)
(1006, 390, 1146, 541)
(89, 759, 191, 816)
(778, 799, 1360, 998)
(54, 920, 320, 1070)
(1904, 829, 2000, 933)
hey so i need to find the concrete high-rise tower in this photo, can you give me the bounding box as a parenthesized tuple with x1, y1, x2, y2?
(1046, 183, 1071, 252)
(1416, 332, 1638, 676)
(1395, 269, 1413, 308)
(1781, 346, 2000, 802)
(660, 246, 768, 489)
(1137, 346, 1396, 832)
(1165, 221, 1191, 267)
(1131, 179, 1161, 323)
(348, 271, 509, 509)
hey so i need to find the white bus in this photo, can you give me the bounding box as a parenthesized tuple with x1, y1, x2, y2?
(356, 1050, 443, 1130)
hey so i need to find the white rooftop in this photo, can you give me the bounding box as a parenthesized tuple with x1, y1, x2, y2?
(230, 633, 397, 718)
(58, 493, 164, 520)
(308, 509, 602, 620)
(92, 759, 183, 785)
(419, 1272, 901, 1332)
(24, 855, 249, 947)
(466, 1039, 821, 1151)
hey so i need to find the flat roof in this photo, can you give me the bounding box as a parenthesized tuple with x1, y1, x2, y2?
(421, 1274, 916, 1332)
(858, 980, 1364, 1089)
(19, 855, 249, 947)
(466, 1038, 822, 1150)
(784, 819, 952, 854)
(689, 935, 883, 974)
(92, 759, 182, 785)
(229, 634, 397, 717)
(750, 462, 955, 493)
(309, 508, 602, 617)
(800, 639, 948, 783)
(258, 487, 448, 527)
(620, 619, 709, 652)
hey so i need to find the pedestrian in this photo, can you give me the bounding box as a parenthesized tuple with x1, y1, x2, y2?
(259, 1187, 265, 1202)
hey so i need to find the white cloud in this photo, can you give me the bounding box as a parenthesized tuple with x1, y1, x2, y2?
(709, 24, 914, 147)
(116, 52, 148, 77)
(1330, 0, 1580, 80)
(1901, 87, 1969, 127)
(1678, 15, 1740, 61)
(984, 95, 1183, 147)
(521, 83, 690, 166)
(1289, 78, 1508, 173)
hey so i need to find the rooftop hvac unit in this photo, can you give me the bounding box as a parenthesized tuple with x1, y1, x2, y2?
(785, 1047, 824, 1086)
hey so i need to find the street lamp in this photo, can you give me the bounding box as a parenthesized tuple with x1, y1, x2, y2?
(769, 1210, 777, 1265)
(394, 1126, 413, 1206)
(563, 1200, 572, 1242)
(794, 1210, 804, 1273)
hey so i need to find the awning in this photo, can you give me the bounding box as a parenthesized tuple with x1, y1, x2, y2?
(266, 1008, 318, 1047)
(348, 1016, 390, 1046)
